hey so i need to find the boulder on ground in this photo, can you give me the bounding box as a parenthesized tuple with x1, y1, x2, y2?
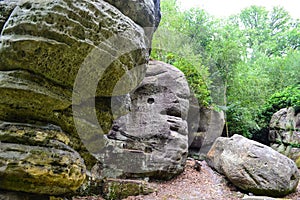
(206, 134, 300, 197)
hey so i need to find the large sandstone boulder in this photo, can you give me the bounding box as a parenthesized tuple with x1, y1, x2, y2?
(269, 107, 300, 167)
(0, 0, 151, 137)
(94, 60, 190, 180)
(0, 0, 148, 97)
(0, 0, 161, 197)
(206, 134, 300, 197)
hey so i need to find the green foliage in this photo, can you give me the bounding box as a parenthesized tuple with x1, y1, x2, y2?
(154, 0, 300, 142)
(258, 83, 300, 128)
(151, 0, 212, 107)
(151, 50, 211, 107)
(172, 56, 211, 107)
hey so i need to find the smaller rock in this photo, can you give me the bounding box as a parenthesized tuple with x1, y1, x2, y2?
(102, 178, 154, 200)
(193, 160, 202, 171)
(206, 134, 300, 197)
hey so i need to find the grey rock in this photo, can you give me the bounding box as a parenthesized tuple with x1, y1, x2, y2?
(0, 0, 154, 167)
(104, 0, 161, 42)
(269, 107, 300, 167)
(187, 95, 201, 147)
(104, 0, 161, 28)
(94, 60, 190, 180)
(206, 134, 300, 197)
(189, 107, 225, 157)
(270, 107, 300, 131)
(0, 0, 153, 168)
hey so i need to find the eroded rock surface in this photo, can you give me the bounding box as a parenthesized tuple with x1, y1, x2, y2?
(0, 0, 148, 97)
(206, 134, 300, 197)
(0, 0, 160, 197)
(94, 60, 190, 180)
(0, 0, 18, 31)
(269, 107, 300, 167)
(189, 107, 225, 158)
(0, 122, 86, 195)
(102, 178, 154, 200)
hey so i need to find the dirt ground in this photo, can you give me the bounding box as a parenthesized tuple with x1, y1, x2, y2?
(74, 158, 300, 200)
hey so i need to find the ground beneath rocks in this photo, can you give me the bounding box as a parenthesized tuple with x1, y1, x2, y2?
(74, 158, 300, 200)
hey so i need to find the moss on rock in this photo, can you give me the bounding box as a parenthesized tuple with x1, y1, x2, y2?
(102, 179, 154, 200)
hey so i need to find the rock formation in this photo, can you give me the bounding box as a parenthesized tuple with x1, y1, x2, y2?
(269, 107, 300, 167)
(206, 134, 300, 197)
(96, 60, 190, 180)
(0, 122, 86, 195)
(188, 107, 225, 158)
(0, 0, 162, 198)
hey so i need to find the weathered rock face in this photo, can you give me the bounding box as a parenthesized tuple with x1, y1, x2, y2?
(94, 60, 190, 180)
(206, 134, 300, 197)
(0, 122, 86, 195)
(102, 178, 154, 200)
(0, 0, 148, 97)
(0, 0, 161, 197)
(0, 0, 18, 31)
(0, 0, 151, 136)
(189, 107, 225, 158)
(103, 0, 161, 40)
(269, 107, 300, 167)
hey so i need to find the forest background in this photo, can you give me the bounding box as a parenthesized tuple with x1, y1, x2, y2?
(151, 0, 300, 143)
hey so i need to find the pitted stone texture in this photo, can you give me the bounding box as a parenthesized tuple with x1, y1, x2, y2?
(0, 122, 86, 195)
(0, 0, 148, 97)
(95, 60, 190, 180)
(0, 0, 151, 169)
(206, 134, 300, 197)
(0, 0, 18, 32)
